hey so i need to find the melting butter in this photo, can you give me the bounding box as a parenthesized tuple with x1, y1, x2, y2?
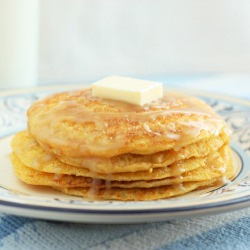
(92, 76, 163, 106)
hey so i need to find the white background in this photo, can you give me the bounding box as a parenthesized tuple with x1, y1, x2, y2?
(39, 0, 250, 83)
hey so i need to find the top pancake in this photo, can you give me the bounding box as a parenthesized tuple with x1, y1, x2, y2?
(27, 88, 228, 158)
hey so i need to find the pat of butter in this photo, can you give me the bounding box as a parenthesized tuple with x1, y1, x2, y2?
(92, 76, 163, 106)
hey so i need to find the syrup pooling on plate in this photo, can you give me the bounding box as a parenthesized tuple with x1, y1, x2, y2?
(28, 89, 227, 158)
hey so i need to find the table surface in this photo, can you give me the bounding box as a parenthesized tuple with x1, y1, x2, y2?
(0, 74, 249, 250)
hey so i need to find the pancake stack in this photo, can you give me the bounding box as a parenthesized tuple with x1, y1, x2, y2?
(10, 88, 235, 200)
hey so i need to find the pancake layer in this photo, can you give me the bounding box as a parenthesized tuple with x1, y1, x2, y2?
(12, 130, 228, 179)
(27, 89, 227, 158)
(11, 145, 234, 190)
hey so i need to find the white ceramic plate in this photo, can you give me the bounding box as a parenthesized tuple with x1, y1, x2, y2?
(0, 85, 250, 223)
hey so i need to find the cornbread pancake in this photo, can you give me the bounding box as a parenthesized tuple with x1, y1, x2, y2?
(13, 151, 223, 200)
(11, 146, 208, 182)
(10, 149, 207, 181)
(57, 132, 229, 173)
(27, 89, 227, 158)
(54, 179, 222, 201)
(12, 131, 230, 182)
(12, 130, 228, 174)
(11, 145, 234, 191)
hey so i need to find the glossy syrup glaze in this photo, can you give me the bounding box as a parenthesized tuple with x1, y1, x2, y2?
(28, 88, 228, 158)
